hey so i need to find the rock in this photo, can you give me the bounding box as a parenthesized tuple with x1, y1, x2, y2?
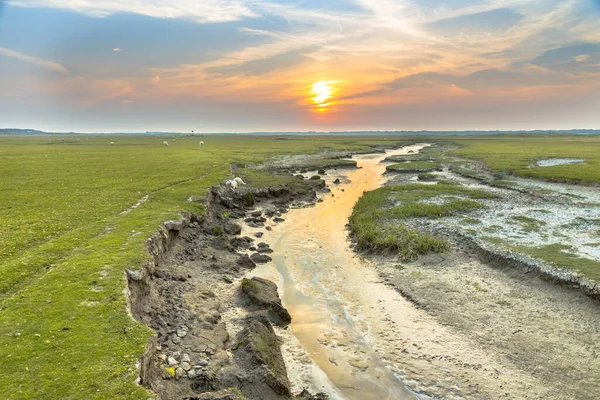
(251, 210, 262, 217)
(175, 367, 186, 379)
(185, 389, 245, 400)
(182, 361, 192, 371)
(257, 242, 273, 254)
(254, 232, 264, 238)
(177, 326, 188, 338)
(298, 389, 330, 399)
(240, 277, 291, 326)
(250, 253, 272, 264)
(273, 217, 285, 223)
(230, 236, 253, 250)
(172, 335, 182, 344)
(245, 216, 266, 224)
(223, 222, 242, 235)
(187, 369, 197, 379)
(236, 254, 256, 269)
(264, 208, 277, 217)
(233, 313, 291, 396)
(333, 178, 341, 184)
(318, 169, 326, 175)
(182, 353, 191, 363)
(310, 175, 321, 180)
(294, 175, 305, 179)
(167, 356, 178, 366)
(265, 226, 272, 231)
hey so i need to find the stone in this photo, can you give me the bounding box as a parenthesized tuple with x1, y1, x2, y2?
(172, 335, 182, 344)
(182, 362, 192, 371)
(254, 232, 264, 238)
(273, 217, 285, 223)
(175, 367, 186, 379)
(167, 356, 178, 366)
(333, 178, 341, 184)
(250, 253, 272, 263)
(236, 254, 256, 269)
(251, 211, 262, 217)
(177, 326, 188, 338)
(240, 277, 291, 326)
(223, 222, 242, 235)
(182, 353, 191, 363)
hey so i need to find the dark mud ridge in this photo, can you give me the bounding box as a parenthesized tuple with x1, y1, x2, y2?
(425, 223, 600, 300)
(127, 178, 330, 400)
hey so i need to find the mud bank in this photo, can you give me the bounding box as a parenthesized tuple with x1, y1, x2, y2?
(127, 177, 333, 399)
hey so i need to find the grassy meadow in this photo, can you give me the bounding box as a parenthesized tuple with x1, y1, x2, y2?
(349, 182, 497, 261)
(443, 135, 600, 183)
(0, 134, 396, 399)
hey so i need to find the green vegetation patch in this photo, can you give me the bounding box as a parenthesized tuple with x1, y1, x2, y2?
(417, 173, 437, 181)
(386, 161, 441, 173)
(350, 183, 495, 260)
(510, 215, 547, 233)
(445, 135, 600, 184)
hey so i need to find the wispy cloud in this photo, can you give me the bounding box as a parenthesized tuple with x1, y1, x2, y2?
(0, 47, 69, 74)
(9, 0, 255, 23)
(112, 48, 121, 52)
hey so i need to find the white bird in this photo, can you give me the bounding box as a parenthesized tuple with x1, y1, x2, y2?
(233, 177, 246, 185)
(109, 142, 114, 146)
(199, 141, 204, 147)
(163, 141, 169, 147)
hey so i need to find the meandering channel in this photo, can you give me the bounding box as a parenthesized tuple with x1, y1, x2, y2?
(246, 146, 427, 399)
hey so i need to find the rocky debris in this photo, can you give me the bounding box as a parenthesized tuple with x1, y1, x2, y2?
(236, 254, 256, 269)
(128, 178, 333, 400)
(233, 313, 291, 396)
(273, 217, 285, 223)
(317, 169, 326, 175)
(185, 389, 246, 400)
(245, 216, 267, 224)
(297, 389, 330, 400)
(223, 222, 242, 235)
(254, 232, 264, 238)
(251, 253, 272, 263)
(333, 178, 341, 184)
(265, 226, 273, 231)
(310, 175, 321, 180)
(257, 242, 273, 254)
(241, 277, 292, 326)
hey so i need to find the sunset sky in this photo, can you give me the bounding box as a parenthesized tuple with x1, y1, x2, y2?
(1, 0, 600, 133)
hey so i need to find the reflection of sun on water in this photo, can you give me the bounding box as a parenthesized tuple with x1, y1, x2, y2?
(311, 81, 333, 112)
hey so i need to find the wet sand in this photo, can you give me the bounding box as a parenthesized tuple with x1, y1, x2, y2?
(244, 146, 600, 399)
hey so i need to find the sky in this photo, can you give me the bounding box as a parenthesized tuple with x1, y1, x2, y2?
(1, 0, 600, 133)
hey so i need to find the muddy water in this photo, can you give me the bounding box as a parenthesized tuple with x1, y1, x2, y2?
(251, 146, 427, 399)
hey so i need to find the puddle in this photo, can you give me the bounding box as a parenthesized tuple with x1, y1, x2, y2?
(535, 158, 584, 167)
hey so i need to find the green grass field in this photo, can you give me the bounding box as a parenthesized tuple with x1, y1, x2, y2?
(0, 134, 396, 399)
(443, 135, 600, 183)
(350, 182, 497, 261)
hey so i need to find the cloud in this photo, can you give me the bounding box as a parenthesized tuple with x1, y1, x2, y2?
(9, 0, 255, 23)
(0, 47, 69, 74)
(113, 48, 121, 52)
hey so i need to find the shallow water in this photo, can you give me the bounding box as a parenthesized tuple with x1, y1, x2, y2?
(535, 158, 584, 167)
(250, 146, 427, 399)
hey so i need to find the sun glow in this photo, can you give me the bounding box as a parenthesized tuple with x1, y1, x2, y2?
(311, 81, 334, 111)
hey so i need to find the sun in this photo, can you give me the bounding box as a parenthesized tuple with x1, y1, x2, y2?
(311, 81, 334, 111)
